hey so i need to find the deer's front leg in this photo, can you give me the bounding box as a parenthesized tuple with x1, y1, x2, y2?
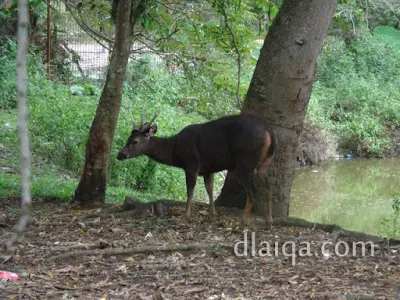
(265, 188, 273, 230)
(203, 173, 216, 216)
(185, 170, 197, 221)
(241, 197, 253, 228)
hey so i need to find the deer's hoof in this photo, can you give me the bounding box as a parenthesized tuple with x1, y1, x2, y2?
(266, 219, 273, 230)
(208, 214, 217, 222)
(183, 211, 192, 224)
(240, 217, 250, 228)
(209, 207, 216, 217)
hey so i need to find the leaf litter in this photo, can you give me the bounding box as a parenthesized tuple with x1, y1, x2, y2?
(0, 197, 399, 299)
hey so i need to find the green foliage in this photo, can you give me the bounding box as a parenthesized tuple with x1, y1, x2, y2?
(379, 191, 400, 239)
(0, 170, 146, 204)
(309, 29, 400, 157)
(0, 0, 47, 38)
(69, 84, 99, 96)
(0, 173, 76, 200)
(254, 0, 280, 24)
(0, 40, 47, 109)
(137, 0, 270, 117)
(330, 0, 400, 42)
(0, 41, 17, 109)
(362, 0, 400, 29)
(373, 25, 400, 49)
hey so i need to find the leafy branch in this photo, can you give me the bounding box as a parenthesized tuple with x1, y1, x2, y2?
(212, 0, 242, 109)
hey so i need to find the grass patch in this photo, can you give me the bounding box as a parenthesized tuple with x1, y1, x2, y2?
(0, 173, 76, 200)
(0, 171, 158, 204)
(0, 110, 124, 202)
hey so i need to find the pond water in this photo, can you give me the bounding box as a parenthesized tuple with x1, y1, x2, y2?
(290, 158, 400, 235)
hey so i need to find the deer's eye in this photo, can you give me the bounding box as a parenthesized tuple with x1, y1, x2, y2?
(132, 140, 138, 145)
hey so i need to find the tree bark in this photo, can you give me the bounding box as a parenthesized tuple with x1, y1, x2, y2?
(215, 0, 337, 217)
(73, 0, 145, 205)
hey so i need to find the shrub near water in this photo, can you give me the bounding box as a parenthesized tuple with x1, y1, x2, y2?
(309, 30, 400, 157)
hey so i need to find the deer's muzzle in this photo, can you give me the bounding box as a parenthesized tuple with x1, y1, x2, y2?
(117, 152, 127, 160)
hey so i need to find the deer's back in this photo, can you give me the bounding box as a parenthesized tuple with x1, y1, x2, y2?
(174, 115, 271, 174)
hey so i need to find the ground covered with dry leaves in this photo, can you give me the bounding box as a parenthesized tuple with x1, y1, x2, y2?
(0, 197, 399, 299)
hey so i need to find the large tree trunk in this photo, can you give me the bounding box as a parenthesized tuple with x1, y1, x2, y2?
(73, 0, 144, 205)
(215, 0, 337, 217)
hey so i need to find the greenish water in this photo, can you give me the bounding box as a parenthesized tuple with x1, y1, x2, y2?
(290, 158, 400, 235)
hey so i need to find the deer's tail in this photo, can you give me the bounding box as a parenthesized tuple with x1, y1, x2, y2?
(267, 128, 277, 158)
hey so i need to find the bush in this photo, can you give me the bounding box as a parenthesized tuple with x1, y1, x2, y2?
(0, 40, 47, 109)
(380, 191, 400, 239)
(309, 31, 400, 157)
(297, 119, 337, 165)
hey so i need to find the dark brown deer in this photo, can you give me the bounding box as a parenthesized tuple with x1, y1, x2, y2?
(117, 113, 276, 228)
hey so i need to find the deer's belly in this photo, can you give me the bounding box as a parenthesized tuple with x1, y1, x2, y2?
(198, 162, 233, 175)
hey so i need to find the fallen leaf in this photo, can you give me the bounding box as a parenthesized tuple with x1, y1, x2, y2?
(260, 257, 269, 264)
(54, 266, 74, 273)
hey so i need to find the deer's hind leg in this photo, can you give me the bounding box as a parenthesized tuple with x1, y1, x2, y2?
(184, 169, 198, 221)
(256, 155, 274, 230)
(235, 164, 258, 227)
(203, 173, 216, 216)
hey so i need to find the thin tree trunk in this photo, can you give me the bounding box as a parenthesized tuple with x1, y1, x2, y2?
(5, 0, 32, 252)
(74, 0, 145, 205)
(216, 0, 337, 217)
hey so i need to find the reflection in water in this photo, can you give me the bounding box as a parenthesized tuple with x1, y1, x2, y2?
(290, 159, 400, 235)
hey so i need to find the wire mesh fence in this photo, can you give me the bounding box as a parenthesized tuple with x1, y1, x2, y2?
(48, 0, 164, 81)
(1, 0, 182, 82)
(49, 0, 110, 81)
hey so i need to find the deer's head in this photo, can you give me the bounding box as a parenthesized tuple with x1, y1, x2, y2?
(117, 113, 158, 160)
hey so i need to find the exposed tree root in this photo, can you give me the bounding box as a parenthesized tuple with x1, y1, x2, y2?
(77, 197, 208, 220)
(50, 243, 233, 261)
(269, 216, 400, 246)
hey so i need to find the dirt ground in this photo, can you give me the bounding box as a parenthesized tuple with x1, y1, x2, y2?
(0, 197, 399, 300)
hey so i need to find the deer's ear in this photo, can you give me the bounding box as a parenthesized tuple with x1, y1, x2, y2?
(149, 125, 157, 136)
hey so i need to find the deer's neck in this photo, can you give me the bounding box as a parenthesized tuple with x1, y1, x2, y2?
(145, 136, 177, 167)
